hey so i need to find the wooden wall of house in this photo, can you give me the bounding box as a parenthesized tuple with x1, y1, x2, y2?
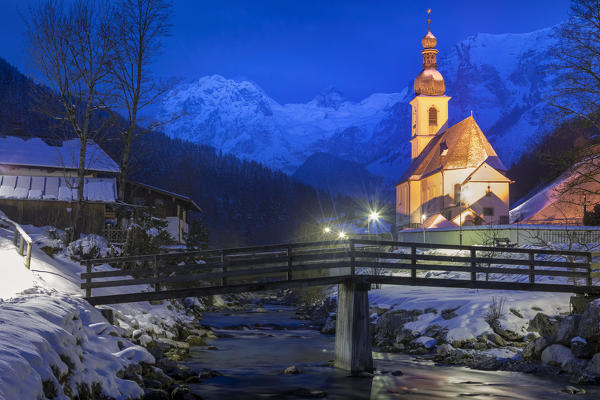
(0, 200, 106, 233)
(127, 186, 187, 221)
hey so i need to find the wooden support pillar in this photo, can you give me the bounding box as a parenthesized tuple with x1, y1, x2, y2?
(334, 279, 373, 373)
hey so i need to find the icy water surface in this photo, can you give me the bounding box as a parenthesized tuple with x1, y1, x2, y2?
(185, 306, 600, 399)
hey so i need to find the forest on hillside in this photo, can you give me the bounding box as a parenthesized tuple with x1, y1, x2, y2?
(0, 57, 358, 246)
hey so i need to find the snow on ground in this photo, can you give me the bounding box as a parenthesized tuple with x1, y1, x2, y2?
(369, 285, 570, 343)
(0, 214, 196, 399)
(365, 246, 576, 345)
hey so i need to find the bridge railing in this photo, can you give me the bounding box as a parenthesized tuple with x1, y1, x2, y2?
(80, 239, 596, 305)
(0, 217, 33, 269)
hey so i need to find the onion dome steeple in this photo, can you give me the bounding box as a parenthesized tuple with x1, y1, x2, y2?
(414, 9, 446, 96)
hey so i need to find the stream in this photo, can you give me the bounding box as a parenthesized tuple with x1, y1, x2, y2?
(184, 306, 600, 399)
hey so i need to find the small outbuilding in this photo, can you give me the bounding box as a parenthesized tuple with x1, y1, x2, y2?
(123, 180, 201, 244)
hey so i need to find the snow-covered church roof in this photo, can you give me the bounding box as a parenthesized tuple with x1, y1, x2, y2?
(398, 116, 508, 183)
(0, 136, 119, 174)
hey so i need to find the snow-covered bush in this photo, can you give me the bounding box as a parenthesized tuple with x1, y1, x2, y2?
(67, 234, 120, 261)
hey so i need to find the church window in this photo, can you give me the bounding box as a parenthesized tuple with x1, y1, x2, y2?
(454, 184, 461, 205)
(429, 107, 437, 126)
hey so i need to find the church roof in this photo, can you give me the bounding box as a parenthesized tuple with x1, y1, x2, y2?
(398, 116, 507, 184)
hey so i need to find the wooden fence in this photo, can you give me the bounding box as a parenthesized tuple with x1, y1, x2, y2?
(0, 217, 33, 269)
(80, 239, 598, 305)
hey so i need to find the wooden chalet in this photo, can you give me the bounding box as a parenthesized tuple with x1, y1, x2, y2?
(0, 136, 119, 233)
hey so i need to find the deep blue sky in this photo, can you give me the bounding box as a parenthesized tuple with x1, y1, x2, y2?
(0, 0, 569, 103)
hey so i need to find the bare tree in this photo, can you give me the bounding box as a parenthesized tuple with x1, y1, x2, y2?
(549, 0, 600, 130)
(109, 0, 174, 201)
(25, 0, 115, 238)
(545, 0, 600, 220)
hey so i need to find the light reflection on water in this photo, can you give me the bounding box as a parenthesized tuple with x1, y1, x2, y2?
(186, 307, 599, 399)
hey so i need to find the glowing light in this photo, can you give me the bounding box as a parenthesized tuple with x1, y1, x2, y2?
(338, 231, 347, 239)
(323, 227, 331, 234)
(422, 213, 427, 221)
(368, 211, 380, 222)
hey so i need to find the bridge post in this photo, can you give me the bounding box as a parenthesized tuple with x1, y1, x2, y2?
(221, 250, 227, 286)
(85, 262, 92, 298)
(529, 252, 535, 284)
(586, 253, 593, 287)
(334, 279, 373, 373)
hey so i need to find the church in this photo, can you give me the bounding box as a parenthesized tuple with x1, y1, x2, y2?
(396, 16, 512, 229)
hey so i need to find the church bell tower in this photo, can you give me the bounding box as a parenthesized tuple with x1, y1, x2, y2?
(410, 10, 451, 160)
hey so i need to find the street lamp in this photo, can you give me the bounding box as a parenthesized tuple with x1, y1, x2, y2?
(338, 231, 347, 239)
(367, 210, 380, 235)
(323, 226, 331, 234)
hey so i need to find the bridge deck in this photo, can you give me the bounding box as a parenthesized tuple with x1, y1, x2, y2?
(81, 239, 600, 306)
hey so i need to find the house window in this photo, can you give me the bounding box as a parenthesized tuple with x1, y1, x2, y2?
(499, 216, 509, 224)
(454, 184, 461, 205)
(429, 107, 437, 126)
(483, 207, 494, 216)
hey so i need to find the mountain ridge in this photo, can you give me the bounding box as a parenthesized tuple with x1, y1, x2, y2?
(160, 24, 559, 191)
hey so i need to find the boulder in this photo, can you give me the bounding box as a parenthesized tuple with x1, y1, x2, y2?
(524, 332, 539, 342)
(486, 333, 507, 347)
(437, 344, 455, 357)
(184, 335, 205, 346)
(571, 337, 594, 359)
(522, 336, 551, 360)
(171, 385, 203, 400)
(562, 386, 587, 395)
(541, 344, 575, 368)
(584, 353, 600, 377)
(284, 365, 301, 375)
(375, 310, 421, 339)
(394, 328, 416, 345)
(555, 316, 580, 345)
(157, 338, 190, 351)
(492, 322, 524, 342)
(562, 358, 588, 376)
(321, 316, 336, 334)
(412, 336, 436, 349)
(527, 313, 558, 338)
(578, 300, 600, 341)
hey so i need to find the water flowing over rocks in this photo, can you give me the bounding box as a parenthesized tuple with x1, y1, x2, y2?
(296, 294, 600, 384)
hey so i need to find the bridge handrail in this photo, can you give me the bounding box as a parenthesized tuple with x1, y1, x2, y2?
(0, 217, 33, 269)
(353, 239, 592, 257)
(84, 239, 592, 266)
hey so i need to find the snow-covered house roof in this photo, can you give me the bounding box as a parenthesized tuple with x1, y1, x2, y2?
(422, 213, 457, 229)
(0, 175, 117, 202)
(0, 136, 119, 174)
(510, 157, 600, 224)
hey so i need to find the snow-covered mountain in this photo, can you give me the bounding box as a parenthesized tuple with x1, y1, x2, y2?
(160, 25, 558, 189)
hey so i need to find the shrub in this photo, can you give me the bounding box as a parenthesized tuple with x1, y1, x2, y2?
(485, 296, 506, 326)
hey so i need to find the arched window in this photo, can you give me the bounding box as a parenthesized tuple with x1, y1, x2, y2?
(429, 107, 437, 126)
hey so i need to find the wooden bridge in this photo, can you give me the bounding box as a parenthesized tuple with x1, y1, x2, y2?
(81, 239, 599, 373)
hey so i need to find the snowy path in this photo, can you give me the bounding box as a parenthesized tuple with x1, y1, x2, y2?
(0, 228, 35, 298)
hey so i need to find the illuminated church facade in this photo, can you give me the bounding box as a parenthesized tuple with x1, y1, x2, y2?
(396, 16, 511, 229)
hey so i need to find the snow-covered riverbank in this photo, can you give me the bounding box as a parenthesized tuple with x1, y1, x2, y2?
(0, 216, 204, 399)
